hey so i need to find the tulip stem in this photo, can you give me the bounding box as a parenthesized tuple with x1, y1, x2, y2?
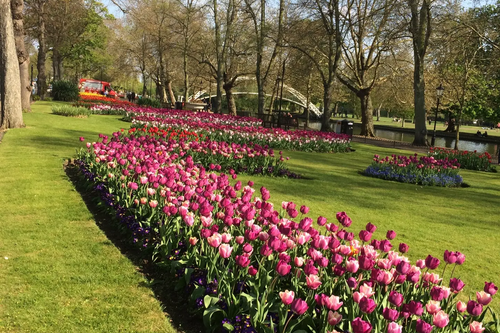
(282, 313, 294, 333)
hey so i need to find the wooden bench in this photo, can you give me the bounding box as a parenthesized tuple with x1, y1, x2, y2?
(257, 113, 276, 128)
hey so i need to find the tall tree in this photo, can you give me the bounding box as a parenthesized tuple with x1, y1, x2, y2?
(244, 0, 285, 115)
(11, 0, 31, 111)
(407, 0, 432, 145)
(336, 0, 401, 136)
(0, 0, 24, 130)
(288, 0, 344, 131)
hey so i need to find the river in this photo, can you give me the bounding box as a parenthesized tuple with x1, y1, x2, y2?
(304, 121, 499, 154)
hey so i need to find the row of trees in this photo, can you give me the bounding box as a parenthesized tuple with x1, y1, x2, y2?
(105, 0, 499, 145)
(1, 0, 499, 146)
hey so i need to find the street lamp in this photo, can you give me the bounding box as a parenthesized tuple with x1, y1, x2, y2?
(431, 83, 445, 146)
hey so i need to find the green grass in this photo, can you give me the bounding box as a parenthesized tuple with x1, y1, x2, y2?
(1, 102, 499, 333)
(0, 102, 176, 333)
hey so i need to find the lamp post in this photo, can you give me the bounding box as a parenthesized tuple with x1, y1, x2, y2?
(431, 83, 445, 146)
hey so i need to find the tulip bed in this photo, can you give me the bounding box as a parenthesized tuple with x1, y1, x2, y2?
(125, 107, 351, 153)
(429, 147, 497, 172)
(363, 154, 463, 187)
(74, 93, 135, 114)
(75, 128, 498, 333)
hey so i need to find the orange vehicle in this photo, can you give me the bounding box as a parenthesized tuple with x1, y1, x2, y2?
(79, 78, 117, 98)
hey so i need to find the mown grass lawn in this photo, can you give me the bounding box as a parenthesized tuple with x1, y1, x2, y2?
(1, 101, 499, 333)
(0, 102, 177, 333)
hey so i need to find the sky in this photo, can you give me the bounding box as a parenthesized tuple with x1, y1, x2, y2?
(102, 0, 124, 18)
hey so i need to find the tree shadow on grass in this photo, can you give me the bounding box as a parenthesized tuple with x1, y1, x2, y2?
(64, 161, 203, 333)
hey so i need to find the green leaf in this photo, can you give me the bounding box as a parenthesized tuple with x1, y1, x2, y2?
(222, 323, 235, 331)
(204, 295, 219, 308)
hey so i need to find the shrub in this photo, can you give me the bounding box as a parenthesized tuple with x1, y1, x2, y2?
(51, 80, 80, 101)
(52, 105, 91, 117)
(137, 97, 161, 108)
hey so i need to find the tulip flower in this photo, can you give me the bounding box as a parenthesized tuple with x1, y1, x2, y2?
(449, 278, 465, 292)
(279, 290, 295, 305)
(467, 300, 483, 316)
(484, 282, 498, 295)
(476, 291, 492, 305)
(327, 311, 342, 326)
(276, 260, 291, 276)
(433, 310, 449, 328)
(352, 317, 372, 333)
(456, 301, 467, 312)
(470, 321, 486, 333)
(387, 322, 402, 333)
(425, 300, 441, 314)
(322, 295, 343, 311)
(383, 308, 399, 321)
(416, 319, 433, 333)
(306, 274, 322, 290)
(425, 255, 440, 269)
(359, 297, 376, 314)
(290, 298, 309, 315)
(218, 244, 233, 258)
(386, 230, 396, 240)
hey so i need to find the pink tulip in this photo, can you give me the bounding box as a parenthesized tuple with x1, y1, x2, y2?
(327, 311, 342, 326)
(189, 237, 198, 245)
(352, 317, 372, 333)
(456, 301, 467, 312)
(346, 259, 359, 273)
(221, 233, 232, 243)
(207, 233, 222, 248)
(322, 295, 343, 311)
(306, 274, 322, 290)
(425, 300, 441, 314)
(183, 212, 195, 226)
(149, 200, 158, 208)
(470, 321, 485, 333)
(387, 322, 402, 333)
(219, 243, 233, 258)
(248, 265, 258, 276)
(279, 290, 295, 305)
(294, 256, 304, 267)
(476, 291, 492, 305)
(359, 283, 375, 297)
(432, 310, 449, 328)
(235, 236, 245, 244)
(276, 260, 291, 276)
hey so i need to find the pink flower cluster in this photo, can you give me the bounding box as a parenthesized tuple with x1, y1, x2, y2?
(124, 107, 351, 152)
(77, 131, 498, 333)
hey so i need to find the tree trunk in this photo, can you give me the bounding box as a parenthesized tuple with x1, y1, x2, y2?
(376, 103, 382, 121)
(358, 90, 375, 136)
(412, 58, 427, 145)
(321, 83, 332, 131)
(444, 112, 455, 132)
(52, 49, 63, 81)
(36, 0, 47, 100)
(11, 0, 30, 111)
(166, 80, 175, 105)
(0, 0, 24, 130)
(223, 84, 237, 116)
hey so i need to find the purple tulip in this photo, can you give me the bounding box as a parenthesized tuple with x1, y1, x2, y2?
(416, 319, 433, 333)
(359, 230, 372, 242)
(386, 230, 396, 240)
(449, 278, 465, 292)
(444, 250, 457, 264)
(347, 277, 358, 289)
(407, 301, 424, 316)
(352, 317, 372, 333)
(467, 300, 483, 316)
(430, 286, 446, 301)
(383, 308, 399, 321)
(398, 243, 409, 253)
(290, 298, 309, 315)
(396, 261, 410, 275)
(317, 216, 327, 226)
(379, 240, 392, 252)
(358, 255, 375, 270)
(359, 297, 376, 313)
(276, 260, 291, 276)
(484, 282, 498, 295)
(365, 222, 377, 233)
(336, 211, 352, 227)
(425, 255, 440, 269)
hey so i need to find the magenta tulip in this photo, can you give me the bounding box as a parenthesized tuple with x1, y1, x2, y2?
(352, 317, 372, 333)
(467, 300, 483, 316)
(290, 298, 309, 315)
(359, 297, 376, 314)
(484, 282, 498, 295)
(416, 319, 433, 333)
